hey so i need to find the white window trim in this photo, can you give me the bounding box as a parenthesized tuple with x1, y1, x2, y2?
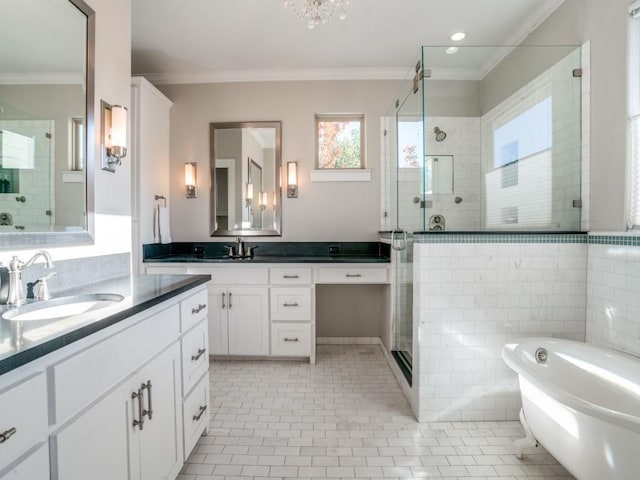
(310, 169, 372, 182)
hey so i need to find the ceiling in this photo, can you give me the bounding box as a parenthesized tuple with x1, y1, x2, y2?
(131, 0, 565, 84)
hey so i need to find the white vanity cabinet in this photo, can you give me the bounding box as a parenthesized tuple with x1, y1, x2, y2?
(208, 286, 269, 355)
(0, 282, 210, 480)
(0, 373, 48, 478)
(52, 343, 182, 480)
(51, 308, 184, 480)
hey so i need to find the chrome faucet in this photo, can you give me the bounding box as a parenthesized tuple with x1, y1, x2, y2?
(5, 250, 55, 306)
(236, 237, 245, 258)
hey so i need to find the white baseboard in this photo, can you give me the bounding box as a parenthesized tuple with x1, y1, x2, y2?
(316, 337, 382, 345)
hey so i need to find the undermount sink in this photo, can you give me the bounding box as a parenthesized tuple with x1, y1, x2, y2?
(2, 294, 125, 322)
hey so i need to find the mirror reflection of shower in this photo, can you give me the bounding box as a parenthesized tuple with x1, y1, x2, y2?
(434, 126, 447, 142)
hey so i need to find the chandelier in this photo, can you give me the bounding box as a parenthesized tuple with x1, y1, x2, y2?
(283, 0, 349, 29)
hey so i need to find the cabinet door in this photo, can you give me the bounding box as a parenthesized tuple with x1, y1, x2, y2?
(207, 286, 229, 355)
(227, 287, 269, 355)
(52, 380, 134, 480)
(137, 343, 182, 480)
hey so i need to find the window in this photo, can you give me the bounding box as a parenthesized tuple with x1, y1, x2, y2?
(493, 96, 552, 168)
(629, 1, 640, 228)
(315, 114, 364, 169)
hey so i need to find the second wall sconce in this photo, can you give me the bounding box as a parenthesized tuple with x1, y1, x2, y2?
(185, 162, 197, 198)
(287, 161, 298, 198)
(101, 100, 128, 172)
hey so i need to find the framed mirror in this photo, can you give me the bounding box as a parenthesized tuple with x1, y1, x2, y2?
(0, 0, 95, 249)
(210, 121, 282, 236)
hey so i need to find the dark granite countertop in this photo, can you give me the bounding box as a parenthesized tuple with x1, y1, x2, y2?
(143, 241, 391, 264)
(144, 254, 390, 264)
(0, 274, 210, 375)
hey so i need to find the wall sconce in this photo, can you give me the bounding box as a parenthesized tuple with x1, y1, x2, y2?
(272, 191, 278, 210)
(185, 162, 197, 198)
(287, 161, 298, 198)
(246, 182, 254, 206)
(260, 191, 268, 211)
(101, 100, 128, 172)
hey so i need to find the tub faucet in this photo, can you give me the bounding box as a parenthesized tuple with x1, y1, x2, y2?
(5, 250, 55, 306)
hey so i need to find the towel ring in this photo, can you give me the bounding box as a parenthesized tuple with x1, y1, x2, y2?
(154, 195, 166, 207)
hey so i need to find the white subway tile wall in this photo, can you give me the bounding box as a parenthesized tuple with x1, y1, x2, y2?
(0, 120, 54, 232)
(586, 237, 640, 356)
(414, 240, 587, 422)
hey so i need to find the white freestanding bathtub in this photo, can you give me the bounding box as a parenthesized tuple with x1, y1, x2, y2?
(502, 338, 640, 480)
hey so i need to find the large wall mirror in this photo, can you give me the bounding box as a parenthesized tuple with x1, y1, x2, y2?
(210, 121, 282, 236)
(0, 0, 95, 249)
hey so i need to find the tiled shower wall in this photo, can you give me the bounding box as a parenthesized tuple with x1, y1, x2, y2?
(413, 234, 587, 422)
(586, 235, 640, 357)
(0, 120, 53, 232)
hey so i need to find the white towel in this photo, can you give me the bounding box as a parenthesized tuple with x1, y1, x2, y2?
(154, 205, 172, 244)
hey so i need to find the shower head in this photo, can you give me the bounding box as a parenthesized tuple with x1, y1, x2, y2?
(434, 127, 446, 142)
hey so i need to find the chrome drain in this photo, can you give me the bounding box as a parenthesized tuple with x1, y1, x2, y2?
(535, 347, 548, 364)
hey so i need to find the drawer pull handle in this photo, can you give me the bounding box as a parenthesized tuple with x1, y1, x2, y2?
(283, 302, 299, 307)
(283, 274, 299, 279)
(346, 273, 362, 278)
(193, 404, 207, 422)
(0, 427, 16, 443)
(221, 292, 226, 309)
(192, 303, 206, 314)
(132, 388, 144, 430)
(191, 348, 206, 361)
(141, 380, 153, 420)
(284, 337, 300, 342)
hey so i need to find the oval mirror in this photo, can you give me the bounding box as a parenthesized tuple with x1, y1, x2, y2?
(210, 121, 282, 237)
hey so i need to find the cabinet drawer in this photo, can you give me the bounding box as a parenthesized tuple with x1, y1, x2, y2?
(269, 267, 312, 285)
(0, 442, 49, 480)
(317, 267, 389, 284)
(270, 288, 312, 321)
(181, 319, 209, 395)
(180, 287, 208, 332)
(0, 374, 47, 469)
(183, 373, 209, 459)
(194, 267, 268, 285)
(271, 323, 311, 357)
(50, 304, 180, 424)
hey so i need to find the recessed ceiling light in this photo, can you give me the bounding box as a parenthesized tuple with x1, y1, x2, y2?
(450, 32, 466, 42)
(446, 46, 459, 55)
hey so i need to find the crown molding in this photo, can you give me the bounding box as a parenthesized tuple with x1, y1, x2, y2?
(477, 0, 566, 78)
(0, 72, 83, 85)
(140, 67, 413, 85)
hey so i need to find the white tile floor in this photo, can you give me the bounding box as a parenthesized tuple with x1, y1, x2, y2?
(179, 344, 574, 480)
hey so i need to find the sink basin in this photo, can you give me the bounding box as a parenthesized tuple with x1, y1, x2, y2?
(2, 294, 125, 322)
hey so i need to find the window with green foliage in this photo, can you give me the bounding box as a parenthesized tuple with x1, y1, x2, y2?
(315, 114, 364, 169)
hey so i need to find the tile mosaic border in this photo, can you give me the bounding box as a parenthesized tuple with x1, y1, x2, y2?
(414, 232, 588, 244)
(588, 234, 640, 246)
(411, 232, 640, 246)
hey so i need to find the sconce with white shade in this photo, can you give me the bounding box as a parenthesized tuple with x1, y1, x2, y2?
(185, 162, 197, 198)
(101, 100, 128, 172)
(246, 182, 254, 206)
(260, 191, 268, 211)
(287, 161, 298, 198)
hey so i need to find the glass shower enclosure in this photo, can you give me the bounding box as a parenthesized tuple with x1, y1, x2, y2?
(383, 44, 584, 382)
